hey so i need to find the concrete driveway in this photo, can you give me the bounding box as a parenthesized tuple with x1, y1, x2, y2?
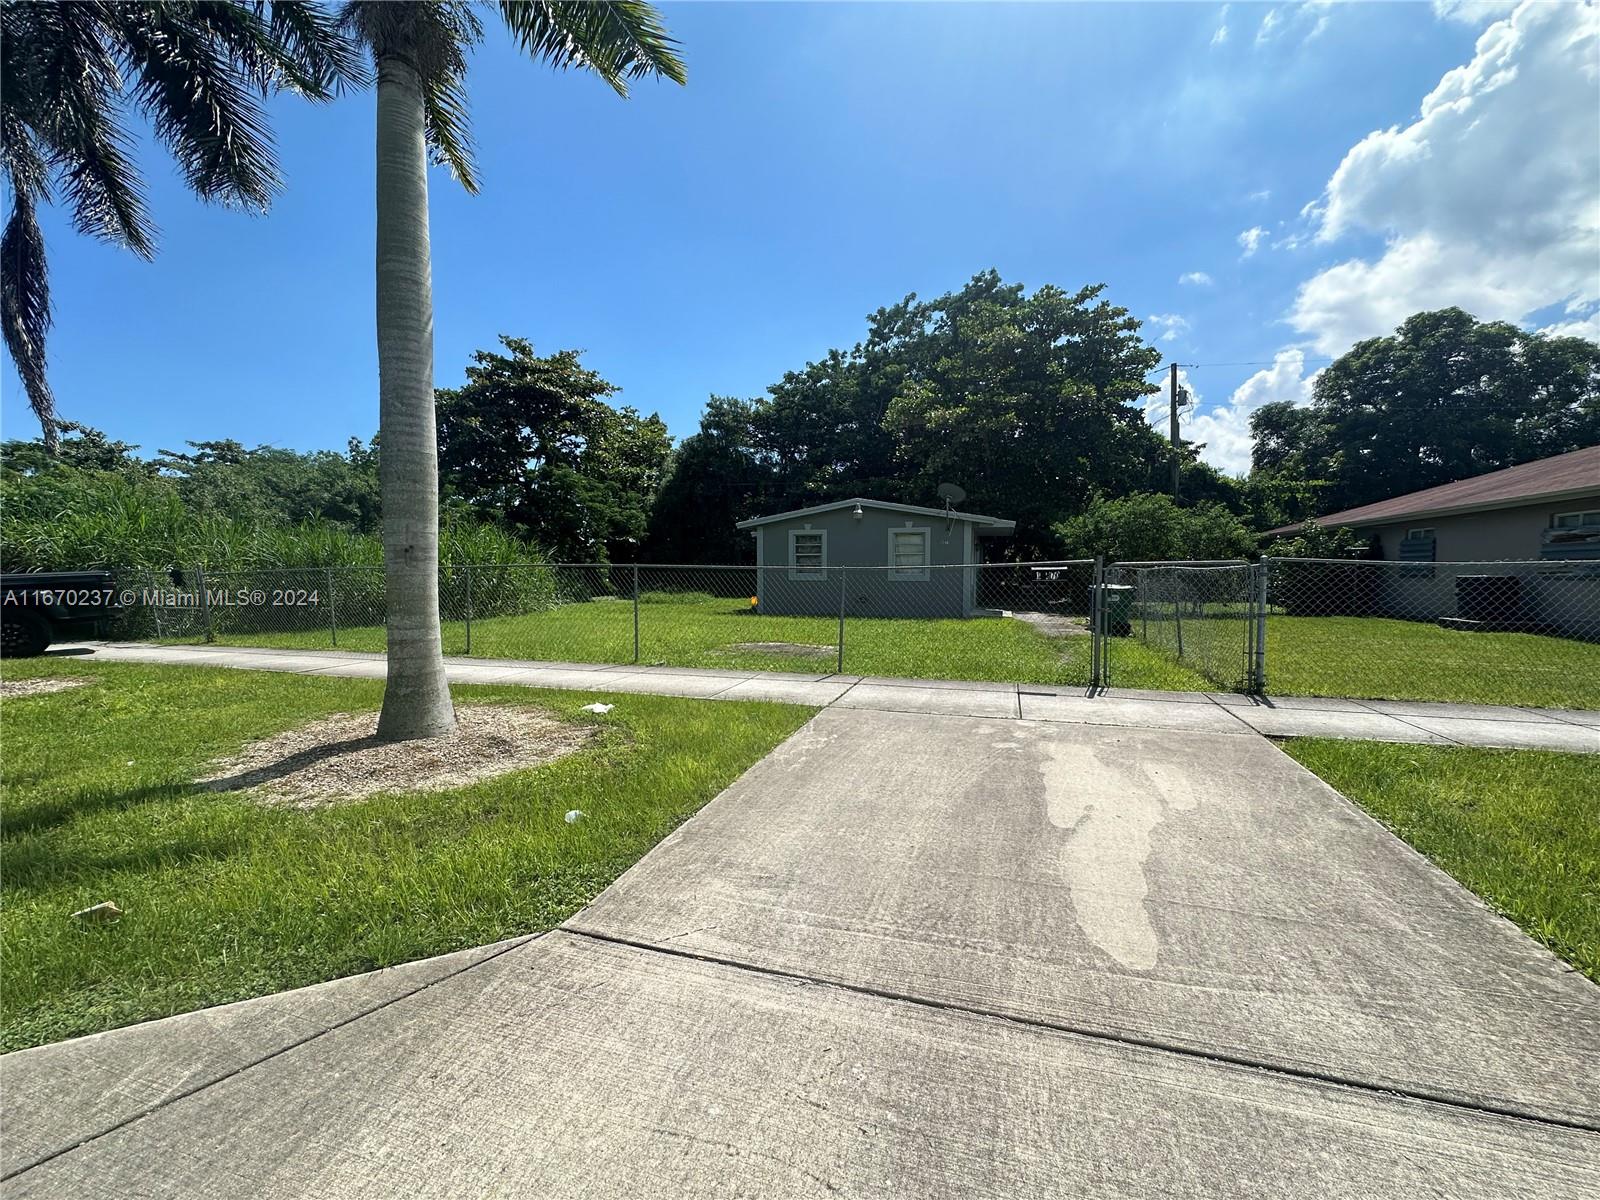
(4, 710, 1597, 1197)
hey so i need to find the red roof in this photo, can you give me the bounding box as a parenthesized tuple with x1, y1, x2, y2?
(1270, 445, 1600, 534)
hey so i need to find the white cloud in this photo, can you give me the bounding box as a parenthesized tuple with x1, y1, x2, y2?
(1432, 0, 1520, 26)
(1212, 5, 1230, 46)
(1178, 271, 1214, 287)
(1290, 2, 1600, 355)
(1147, 313, 1191, 343)
(1172, 351, 1319, 476)
(1237, 226, 1268, 257)
(1256, 3, 1331, 47)
(1248, 188, 1272, 203)
(1541, 308, 1600, 342)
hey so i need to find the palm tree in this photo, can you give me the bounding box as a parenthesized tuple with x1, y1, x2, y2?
(1, 1, 362, 453)
(337, 2, 684, 741)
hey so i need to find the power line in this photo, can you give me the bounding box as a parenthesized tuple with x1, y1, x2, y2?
(1146, 356, 1335, 375)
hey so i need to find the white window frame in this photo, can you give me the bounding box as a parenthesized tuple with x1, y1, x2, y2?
(788, 528, 827, 581)
(1552, 510, 1600, 529)
(887, 525, 931, 581)
(1405, 527, 1435, 540)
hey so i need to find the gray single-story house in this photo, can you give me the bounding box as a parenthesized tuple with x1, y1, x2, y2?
(1269, 445, 1600, 562)
(736, 498, 1015, 618)
(1269, 445, 1600, 638)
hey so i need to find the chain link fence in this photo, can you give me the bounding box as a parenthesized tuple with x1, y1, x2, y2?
(1261, 557, 1600, 703)
(1101, 562, 1259, 692)
(92, 556, 1600, 704)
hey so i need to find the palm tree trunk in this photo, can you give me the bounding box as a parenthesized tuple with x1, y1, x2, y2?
(374, 54, 454, 741)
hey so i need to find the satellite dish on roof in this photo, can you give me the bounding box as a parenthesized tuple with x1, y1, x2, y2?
(937, 482, 967, 506)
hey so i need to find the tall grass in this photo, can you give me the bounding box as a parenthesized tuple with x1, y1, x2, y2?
(1, 469, 543, 574)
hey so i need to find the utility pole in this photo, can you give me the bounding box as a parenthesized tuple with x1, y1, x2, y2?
(1169, 361, 1181, 499)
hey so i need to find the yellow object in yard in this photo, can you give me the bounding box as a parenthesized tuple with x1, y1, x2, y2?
(749, 596, 759, 608)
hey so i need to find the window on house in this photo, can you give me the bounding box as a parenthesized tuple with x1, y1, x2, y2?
(1405, 527, 1435, 541)
(1552, 510, 1600, 529)
(789, 530, 826, 580)
(888, 528, 930, 580)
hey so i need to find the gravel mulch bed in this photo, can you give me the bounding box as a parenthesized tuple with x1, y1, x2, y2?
(199, 704, 595, 808)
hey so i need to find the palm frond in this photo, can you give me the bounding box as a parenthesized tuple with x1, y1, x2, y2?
(420, 68, 479, 194)
(498, 1, 686, 95)
(113, 4, 284, 210)
(260, 2, 371, 95)
(2, 1, 157, 256)
(1, 197, 57, 453)
(340, 1, 484, 192)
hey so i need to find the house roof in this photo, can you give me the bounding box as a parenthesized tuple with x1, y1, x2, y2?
(736, 497, 1016, 532)
(1269, 445, 1600, 535)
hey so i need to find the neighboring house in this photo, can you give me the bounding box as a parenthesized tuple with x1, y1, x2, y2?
(736, 498, 1015, 617)
(1270, 446, 1600, 640)
(1270, 445, 1600, 563)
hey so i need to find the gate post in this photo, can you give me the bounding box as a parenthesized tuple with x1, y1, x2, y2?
(195, 565, 214, 643)
(1091, 557, 1104, 688)
(463, 562, 473, 656)
(326, 566, 338, 647)
(1173, 577, 1184, 659)
(1253, 558, 1270, 693)
(632, 563, 640, 665)
(836, 567, 847, 675)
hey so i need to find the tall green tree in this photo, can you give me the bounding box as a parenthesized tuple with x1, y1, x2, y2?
(436, 337, 669, 561)
(644, 396, 772, 563)
(647, 271, 1168, 560)
(1054, 493, 1255, 564)
(881, 274, 1163, 551)
(0, 1, 360, 452)
(1251, 309, 1600, 515)
(337, 2, 684, 740)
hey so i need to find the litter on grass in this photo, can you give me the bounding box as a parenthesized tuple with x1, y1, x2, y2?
(565, 810, 585, 824)
(581, 703, 614, 714)
(72, 901, 123, 924)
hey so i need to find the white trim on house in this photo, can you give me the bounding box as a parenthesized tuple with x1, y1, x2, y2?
(737, 497, 1015, 532)
(789, 527, 827, 580)
(886, 525, 931, 581)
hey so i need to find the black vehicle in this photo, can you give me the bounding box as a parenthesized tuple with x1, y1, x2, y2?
(0, 571, 120, 656)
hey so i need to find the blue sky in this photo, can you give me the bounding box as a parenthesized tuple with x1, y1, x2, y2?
(4, 1, 1596, 474)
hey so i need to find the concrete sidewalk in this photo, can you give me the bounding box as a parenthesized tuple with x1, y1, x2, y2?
(59, 640, 1600, 753)
(3, 709, 1597, 1197)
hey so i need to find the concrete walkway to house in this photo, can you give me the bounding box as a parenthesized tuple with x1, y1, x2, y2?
(56, 640, 1600, 752)
(3, 707, 1597, 1197)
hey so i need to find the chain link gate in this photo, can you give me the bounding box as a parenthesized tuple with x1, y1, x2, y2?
(1097, 561, 1263, 693)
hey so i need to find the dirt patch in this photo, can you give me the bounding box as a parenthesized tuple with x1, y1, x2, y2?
(199, 704, 596, 808)
(1007, 611, 1089, 638)
(0, 677, 94, 699)
(728, 641, 835, 658)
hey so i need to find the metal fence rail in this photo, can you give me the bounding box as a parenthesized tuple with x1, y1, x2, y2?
(98, 556, 1600, 702)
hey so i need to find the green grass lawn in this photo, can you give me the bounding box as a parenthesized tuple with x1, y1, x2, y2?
(1265, 616, 1600, 708)
(1111, 610, 1600, 707)
(0, 656, 812, 1052)
(1284, 739, 1600, 982)
(181, 595, 1214, 691)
